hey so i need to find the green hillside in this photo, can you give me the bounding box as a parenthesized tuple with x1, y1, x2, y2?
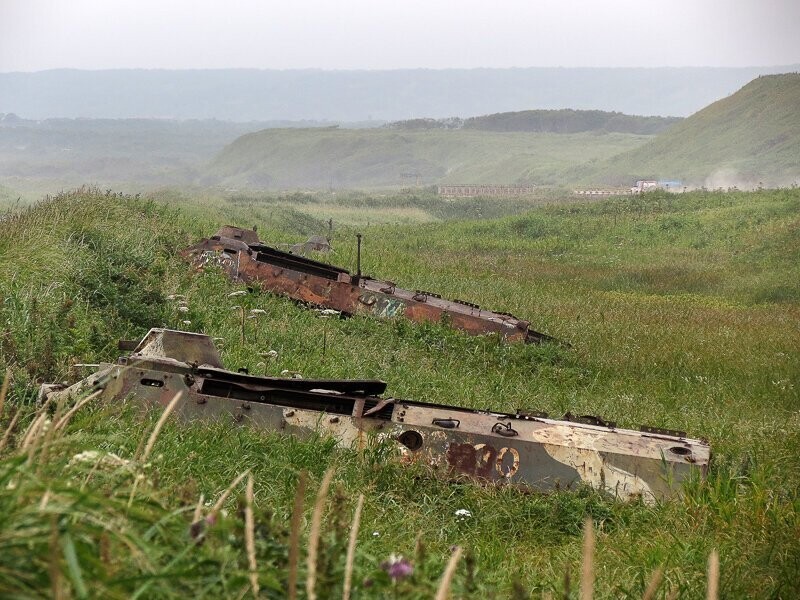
(578, 73, 800, 186)
(0, 187, 798, 597)
(208, 74, 800, 190)
(207, 128, 651, 189)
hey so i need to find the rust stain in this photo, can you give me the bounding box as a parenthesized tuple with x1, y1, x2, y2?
(183, 227, 557, 345)
(41, 329, 710, 503)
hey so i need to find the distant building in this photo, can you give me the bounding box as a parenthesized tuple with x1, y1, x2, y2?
(631, 180, 659, 194)
(631, 180, 683, 194)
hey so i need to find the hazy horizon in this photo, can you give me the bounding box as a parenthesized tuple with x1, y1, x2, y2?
(3, 67, 797, 121)
(2, 1, 798, 72)
(3, 64, 800, 75)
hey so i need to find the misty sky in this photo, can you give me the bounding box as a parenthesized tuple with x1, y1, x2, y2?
(1, 0, 799, 71)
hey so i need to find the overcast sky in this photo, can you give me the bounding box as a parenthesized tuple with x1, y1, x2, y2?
(1, 0, 799, 71)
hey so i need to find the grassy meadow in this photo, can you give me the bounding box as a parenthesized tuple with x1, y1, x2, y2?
(0, 186, 798, 598)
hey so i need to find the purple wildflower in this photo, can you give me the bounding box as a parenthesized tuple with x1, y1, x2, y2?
(381, 554, 413, 581)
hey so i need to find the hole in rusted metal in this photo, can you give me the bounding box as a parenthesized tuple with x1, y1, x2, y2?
(432, 418, 460, 429)
(398, 430, 423, 451)
(669, 446, 691, 456)
(140, 378, 164, 388)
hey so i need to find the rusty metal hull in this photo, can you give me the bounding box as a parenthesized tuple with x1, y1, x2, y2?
(45, 329, 709, 502)
(183, 227, 555, 344)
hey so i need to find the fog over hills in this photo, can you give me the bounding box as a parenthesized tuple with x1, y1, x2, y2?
(207, 127, 651, 189)
(204, 74, 800, 190)
(2, 71, 798, 192)
(1, 66, 798, 121)
(578, 73, 800, 187)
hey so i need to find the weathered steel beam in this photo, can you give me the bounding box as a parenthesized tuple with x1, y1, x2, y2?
(183, 226, 557, 344)
(44, 329, 709, 503)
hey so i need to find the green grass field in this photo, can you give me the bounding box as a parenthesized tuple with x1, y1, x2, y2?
(0, 187, 798, 598)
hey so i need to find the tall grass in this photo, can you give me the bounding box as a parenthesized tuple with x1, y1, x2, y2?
(0, 186, 797, 597)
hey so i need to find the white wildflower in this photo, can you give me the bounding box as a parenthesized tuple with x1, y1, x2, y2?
(69, 450, 133, 470)
(455, 509, 472, 521)
(228, 290, 247, 297)
(249, 309, 267, 315)
(178, 306, 190, 313)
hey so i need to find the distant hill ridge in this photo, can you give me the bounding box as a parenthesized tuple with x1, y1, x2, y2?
(386, 109, 681, 135)
(579, 73, 800, 186)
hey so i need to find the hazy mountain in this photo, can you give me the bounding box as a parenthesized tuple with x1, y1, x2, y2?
(0, 116, 377, 186)
(2, 66, 798, 121)
(3, 73, 798, 191)
(577, 73, 800, 186)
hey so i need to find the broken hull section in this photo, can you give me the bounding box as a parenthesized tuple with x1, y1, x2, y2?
(44, 329, 709, 502)
(183, 227, 556, 344)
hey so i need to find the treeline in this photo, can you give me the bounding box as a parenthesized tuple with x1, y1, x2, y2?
(386, 109, 682, 134)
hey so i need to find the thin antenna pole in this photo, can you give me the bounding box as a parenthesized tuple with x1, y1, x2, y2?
(356, 233, 362, 282)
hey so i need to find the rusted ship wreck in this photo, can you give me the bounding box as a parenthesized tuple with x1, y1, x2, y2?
(42, 329, 710, 502)
(183, 226, 555, 344)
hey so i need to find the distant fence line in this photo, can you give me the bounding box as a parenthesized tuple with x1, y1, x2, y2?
(573, 189, 633, 196)
(437, 185, 536, 198)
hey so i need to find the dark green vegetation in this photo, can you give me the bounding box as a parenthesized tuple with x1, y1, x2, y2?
(209, 188, 583, 226)
(462, 109, 680, 134)
(388, 110, 680, 135)
(581, 74, 800, 187)
(0, 187, 798, 597)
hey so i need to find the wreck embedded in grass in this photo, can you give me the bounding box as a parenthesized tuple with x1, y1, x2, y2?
(42, 329, 709, 502)
(183, 226, 556, 344)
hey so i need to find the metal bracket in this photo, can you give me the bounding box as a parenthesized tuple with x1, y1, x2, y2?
(492, 422, 519, 437)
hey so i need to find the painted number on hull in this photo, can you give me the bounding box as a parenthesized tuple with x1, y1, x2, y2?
(447, 442, 520, 478)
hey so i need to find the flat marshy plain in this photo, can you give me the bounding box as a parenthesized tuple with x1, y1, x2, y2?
(0, 187, 797, 597)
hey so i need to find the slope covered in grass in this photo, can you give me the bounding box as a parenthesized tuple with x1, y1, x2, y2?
(0, 188, 798, 597)
(207, 127, 650, 189)
(578, 73, 800, 186)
